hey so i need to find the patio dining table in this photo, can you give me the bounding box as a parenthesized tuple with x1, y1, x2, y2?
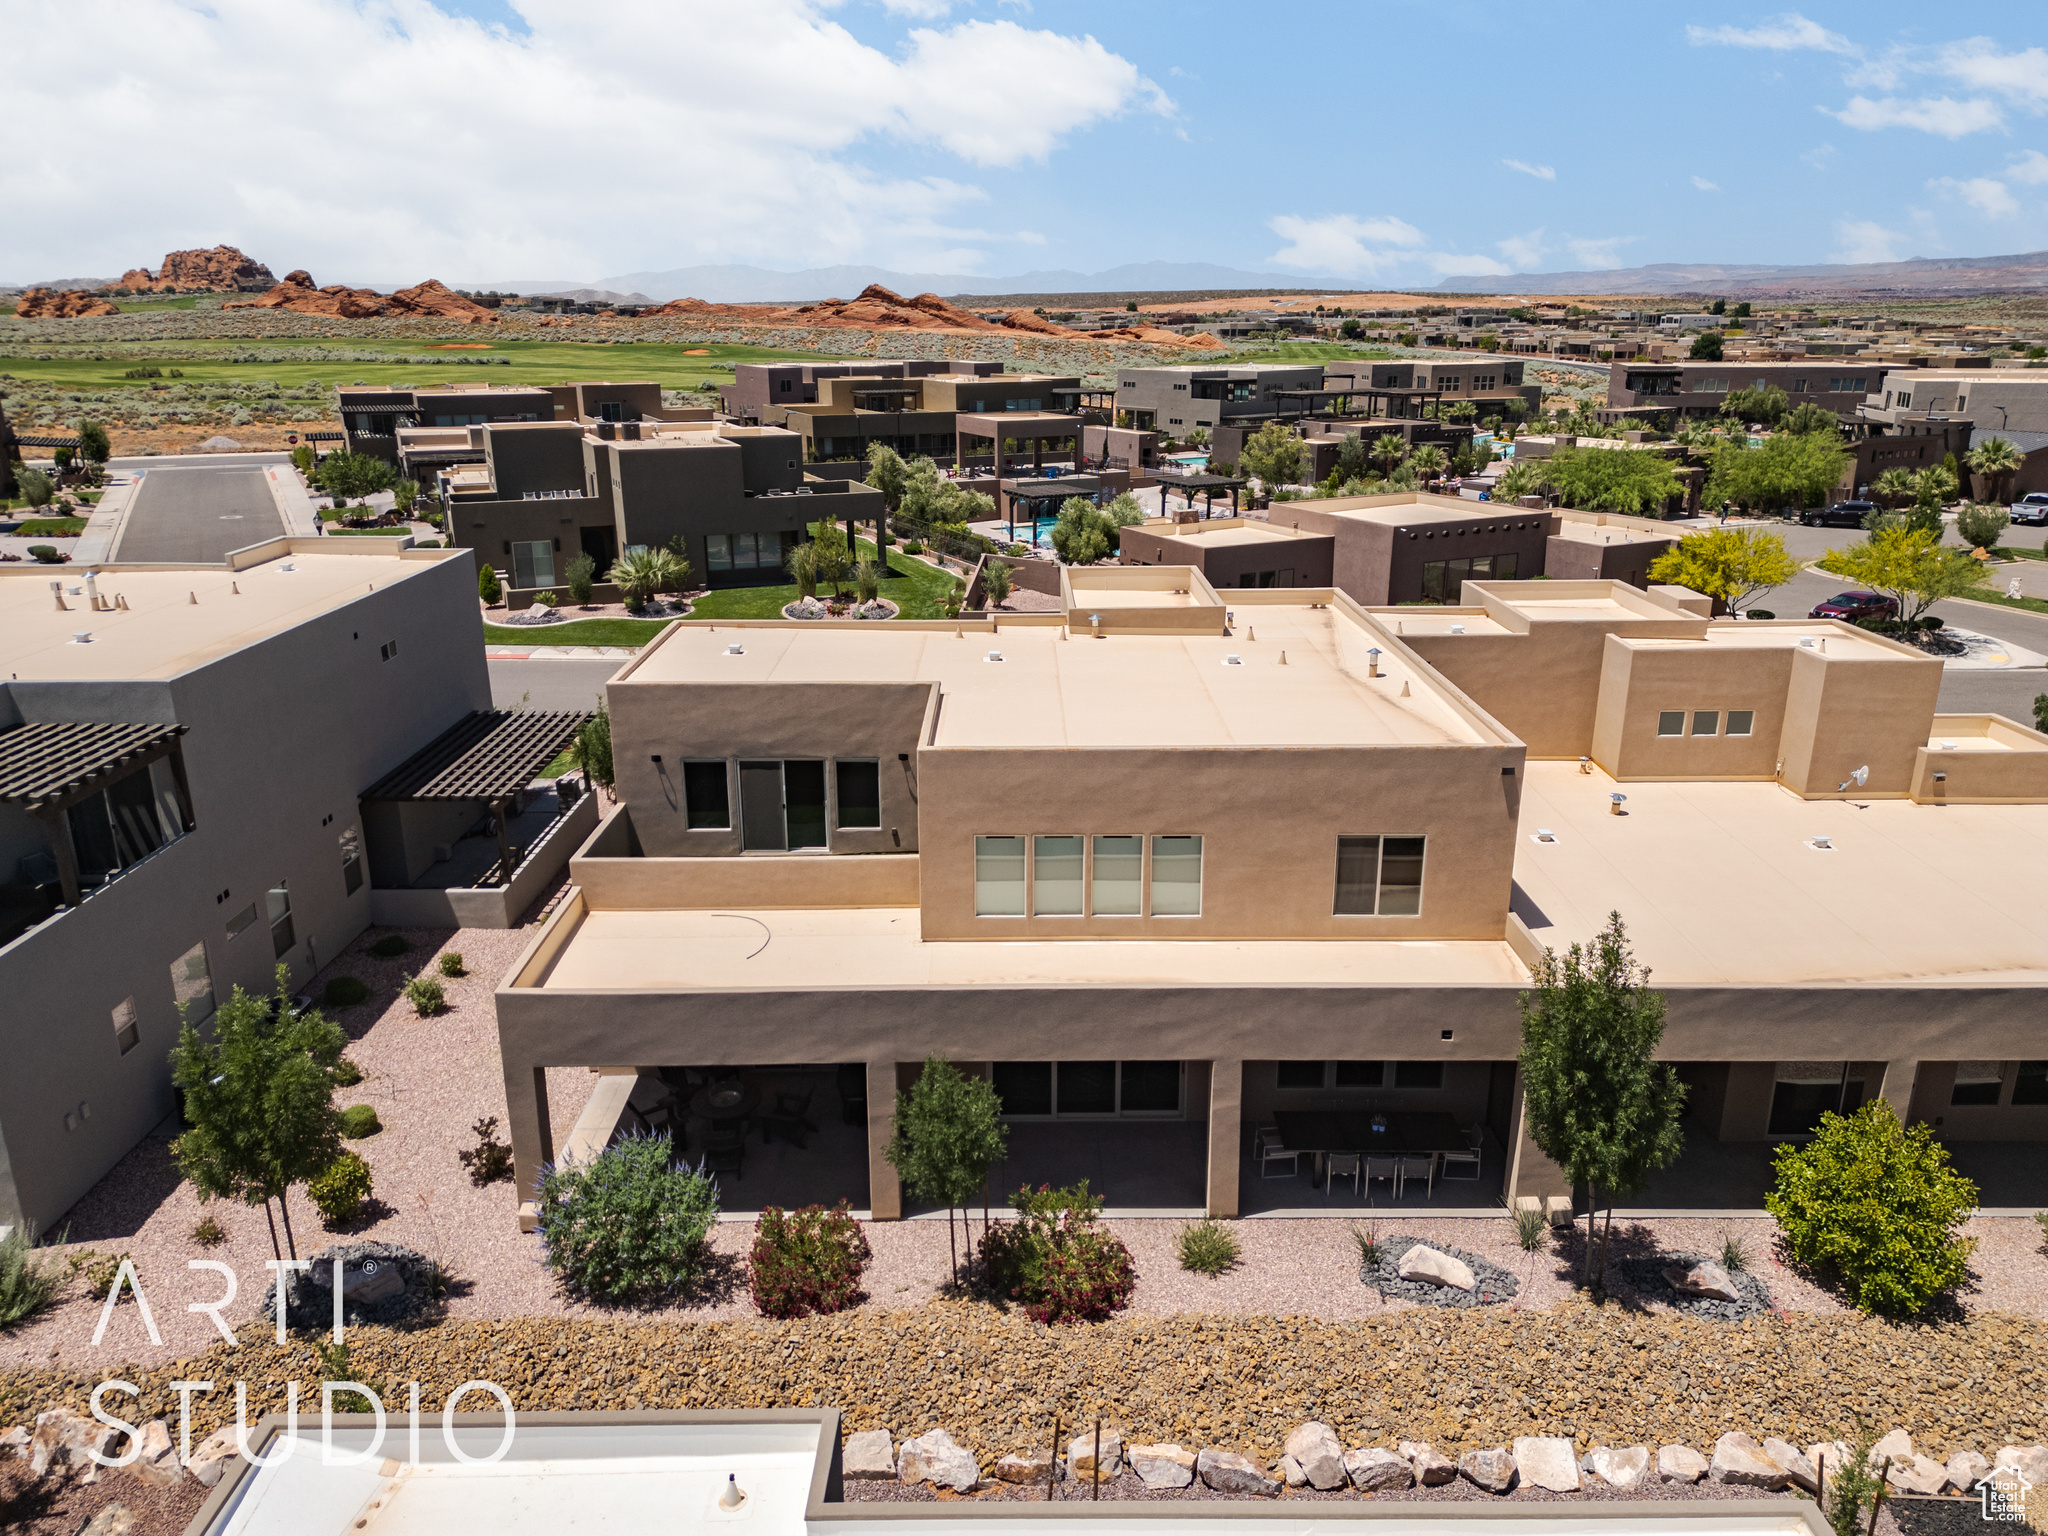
(1270, 1110, 1469, 1186)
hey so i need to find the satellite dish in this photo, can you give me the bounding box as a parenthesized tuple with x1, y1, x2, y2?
(1838, 765, 1869, 791)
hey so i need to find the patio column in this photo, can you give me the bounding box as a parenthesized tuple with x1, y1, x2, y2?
(503, 1061, 555, 1230)
(1503, 1064, 1569, 1207)
(1876, 1058, 1922, 1124)
(866, 1057, 902, 1218)
(1205, 1058, 1242, 1217)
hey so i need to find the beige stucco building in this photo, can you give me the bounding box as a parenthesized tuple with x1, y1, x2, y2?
(493, 576, 2048, 1226)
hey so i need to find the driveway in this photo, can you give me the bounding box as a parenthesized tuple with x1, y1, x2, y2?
(110, 456, 288, 562)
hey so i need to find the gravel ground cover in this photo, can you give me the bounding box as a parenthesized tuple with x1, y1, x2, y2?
(1360, 1235, 1519, 1308)
(1615, 1253, 1775, 1321)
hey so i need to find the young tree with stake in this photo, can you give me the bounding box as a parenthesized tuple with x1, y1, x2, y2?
(885, 1056, 1008, 1285)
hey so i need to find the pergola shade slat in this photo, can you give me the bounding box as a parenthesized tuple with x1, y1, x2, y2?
(0, 722, 185, 809)
(362, 710, 589, 803)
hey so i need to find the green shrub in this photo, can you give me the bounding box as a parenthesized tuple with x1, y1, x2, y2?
(1176, 1218, 1240, 1276)
(1721, 1232, 1749, 1272)
(531, 589, 559, 608)
(1767, 1101, 1978, 1316)
(902, 540, 924, 555)
(978, 1181, 1135, 1324)
(77, 1250, 132, 1301)
(370, 935, 409, 958)
(308, 1151, 373, 1225)
(332, 1057, 363, 1087)
(534, 1131, 719, 1302)
(565, 552, 596, 604)
(1820, 1420, 1886, 1536)
(27, 545, 61, 564)
(749, 1202, 872, 1317)
(1352, 1218, 1386, 1266)
(323, 976, 370, 1007)
(403, 974, 444, 1015)
(1512, 1205, 1549, 1252)
(340, 1104, 382, 1139)
(17, 471, 53, 508)
(479, 563, 502, 605)
(312, 1338, 383, 1413)
(0, 1224, 68, 1330)
(458, 1116, 513, 1186)
(437, 951, 465, 978)
(191, 1214, 227, 1248)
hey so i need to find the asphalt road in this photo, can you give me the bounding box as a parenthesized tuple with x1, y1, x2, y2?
(113, 460, 284, 562)
(489, 656, 622, 711)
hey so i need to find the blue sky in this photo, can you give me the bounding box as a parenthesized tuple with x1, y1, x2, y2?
(11, 1, 2048, 287)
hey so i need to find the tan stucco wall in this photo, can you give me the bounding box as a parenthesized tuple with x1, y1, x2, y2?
(1592, 637, 1792, 781)
(1911, 716, 2048, 802)
(1778, 644, 1942, 798)
(572, 845, 922, 909)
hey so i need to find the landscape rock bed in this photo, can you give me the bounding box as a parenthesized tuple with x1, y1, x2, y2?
(1361, 1237, 1519, 1308)
(256, 1242, 441, 1331)
(1616, 1254, 1775, 1321)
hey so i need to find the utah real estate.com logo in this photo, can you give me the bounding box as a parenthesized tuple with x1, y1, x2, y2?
(1980, 1464, 2031, 1524)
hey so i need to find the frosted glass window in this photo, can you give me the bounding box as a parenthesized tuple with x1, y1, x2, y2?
(1091, 835, 1142, 915)
(974, 836, 1025, 916)
(1150, 835, 1202, 916)
(1032, 836, 1083, 915)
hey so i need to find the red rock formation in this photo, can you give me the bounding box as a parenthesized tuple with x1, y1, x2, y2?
(118, 245, 277, 293)
(224, 272, 497, 323)
(14, 288, 120, 318)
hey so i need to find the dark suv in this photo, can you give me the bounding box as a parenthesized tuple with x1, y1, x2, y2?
(1801, 500, 1875, 528)
(1810, 590, 1897, 622)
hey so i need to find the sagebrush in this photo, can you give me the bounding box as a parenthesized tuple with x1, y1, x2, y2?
(534, 1131, 718, 1303)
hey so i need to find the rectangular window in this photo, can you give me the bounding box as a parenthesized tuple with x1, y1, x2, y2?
(1494, 552, 1518, 580)
(1277, 1061, 1326, 1089)
(171, 940, 215, 1024)
(1056, 1060, 1116, 1115)
(1335, 835, 1381, 915)
(783, 760, 827, 850)
(266, 882, 294, 959)
(226, 901, 259, 940)
(1091, 835, 1142, 915)
(1334, 1060, 1385, 1087)
(1378, 836, 1425, 916)
(1119, 1061, 1182, 1114)
(684, 761, 731, 829)
(1692, 710, 1720, 737)
(1657, 710, 1686, 736)
(1394, 1061, 1444, 1090)
(1950, 1062, 2004, 1107)
(1726, 711, 1755, 737)
(835, 760, 881, 829)
(112, 996, 140, 1055)
(339, 826, 362, 895)
(1149, 835, 1202, 915)
(975, 835, 1026, 916)
(992, 1061, 1053, 1116)
(706, 533, 733, 572)
(1032, 836, 1083, 915)
(510, 540, 555, 590)
(2015, 1061, 2048, 1105)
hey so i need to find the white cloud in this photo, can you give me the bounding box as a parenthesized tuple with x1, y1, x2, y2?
(1826, 95, 2003, 137)
(1495, 230, 1547, 271)
(1427, 251, 1513, 278)
(1266, 213, 1425, 277)
(2008, 150, 2048, 185)
(879, 0, 952, 15)
(1010, 229, 1048, 246)
(1802, 142, 1838, 170)
(1935, 41, 2048, 107)
(1928, 175, 2019, 216)
(1832, 220, 1902, 264)
(1686, 14, 1857, 54)
(0, 0, 1171, 283)
(1502, 159, 1556, 181)
(1565, 236, 1634, 270)
(1691, 176, 1721, 192)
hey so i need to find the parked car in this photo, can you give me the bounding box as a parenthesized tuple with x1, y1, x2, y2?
(1801, 500, 1876, 528)
(1809, 590, 1898, 622)
(2011, 492, 2048, 526)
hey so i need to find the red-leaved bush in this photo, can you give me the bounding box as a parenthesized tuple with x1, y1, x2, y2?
(749, 1202, 872, 1318)
(978, 1182, 1136, 1324)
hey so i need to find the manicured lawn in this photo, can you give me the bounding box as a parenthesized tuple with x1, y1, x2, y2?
(11, 517, 87, 536)
(1221, 343, 1397, 367)
(1992, 543, 2048, 561)
(1950, 587, 2048, 617)
(326, 526, 411, 536)
(481, 617, 675, 647)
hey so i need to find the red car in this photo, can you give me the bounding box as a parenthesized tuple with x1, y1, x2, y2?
(1809, 591, 1897, 622)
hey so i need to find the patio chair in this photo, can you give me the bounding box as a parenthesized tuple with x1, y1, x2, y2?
(759, 1087, 818, 1149)
(1324, 1151, 1362, 1201)
(1257, 1128, 1299, 1180)
(1364, 1155, 1399, 1198)
(1398, 1154, 1436, 1200)
(702, 1129, 745, 1181)
(1440, 1137, 1482, 1182)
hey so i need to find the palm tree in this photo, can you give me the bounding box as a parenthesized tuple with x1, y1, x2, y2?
(1968, 436, 2022, 504)
(1872, 467, 1916, 509)
(1494, 461, 1548, 505)
(1369, 433, 1405, 478)
(1410, 444, 1449, 484)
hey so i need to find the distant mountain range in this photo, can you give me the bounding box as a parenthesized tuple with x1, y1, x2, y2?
(1437, 250, 2048, 297)
(465, 261, 1300, 305)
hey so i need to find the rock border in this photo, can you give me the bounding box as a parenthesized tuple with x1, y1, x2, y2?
(783, 596, 899, 621)
(1360, 1235, 1520, 1308)
(1615, 1253, 1775, 1321)
(254, 1241, 442, 1331)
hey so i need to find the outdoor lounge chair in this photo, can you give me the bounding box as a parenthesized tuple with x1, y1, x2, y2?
(1325, 1151, 1362, 1201)
(1440, 1135, 1482, 1181)
(1257, 1127, 1299, 1179)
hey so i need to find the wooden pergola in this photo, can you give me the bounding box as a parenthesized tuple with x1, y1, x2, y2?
(0, 722, 191, 907)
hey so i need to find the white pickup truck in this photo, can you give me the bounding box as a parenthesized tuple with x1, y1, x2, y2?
(2011, 491, 2048, 526)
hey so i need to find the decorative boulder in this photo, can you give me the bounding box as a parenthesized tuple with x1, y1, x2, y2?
(1582, 1445, 1650, 1489)
(80, 1506, 135, 1536)
(898, 1429, 978, 1492)
(1869, 1429, 1915, 1469)
(185, 1427, 243, 1489)
(1997, 1446, 2048, 1486)
(126, 1420, 181, 1488)
(1198, 1447, 1280, 1496)
(1128, 1444, 1195, 1490)
(1944, 1450, 1992, 1495)
(1712, 1433, 1791, 1490)
(993, 1448, 1055, 1484)
(1662, 1260, 1742, 1302)
(1278, 1455, 1307, 1489)
(1762, 1438, 1818, 1493)
(1284, 1422, 1347, 1491)
(1401, 1439, 1458, 1486)
(1068, 1427, 1123, 1482)
(1514, 1437, 1580, 1493)
(257, 1242, 437, 1330)
(29, 1408, 120, 1482)
(1888, 1455, 1948, 1496)
(1, 1424, 27, 1457)
(1460, 1447, 1518, 1494)
(1658, 1444, 1709, 1484)
(1397, 1245, 1476, 1291)
(1345, 1447, 1415, 1492)
(844, 1429, 896, 1481)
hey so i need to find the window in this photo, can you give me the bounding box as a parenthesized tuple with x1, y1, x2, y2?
(339, 826, 362, 895)
(783, 761, 826, 850)
(171, 941, 215, 1023)
(1092, 835, 1142, 915)
(1394, 1061, 1444, 1090)
(597, 400, 629, 423)
(380, 640, 399, 661)
(1277, 1061, 1326, 1089)
(2015, 1060, 2048, 1106)
(684, 761, 731, 829)
(992, 1061, 1053, 1116)
(1951, 1062, 2004, 1107)
(1056, 1060, 1116, 1114)
(1333, 835, 1424, 916)
(708, 531, 781, 572)
(266, 883, 295, 958)
(975, 836, 1026, 916)
(1149, 836, 1202, 915)
(1790, 379, 1809, 394)
(1334, 836, 1380, 915)
(1032, 835, 1083, 915)
(1726, 711, 1756, 736)
(994, 1062, 1181, 1118)
(1896, 391, 1912, 408)
(835, 761, 880, 830)
(1120, 1062, 1182, 1113)
(510, 540, 555, 590)
(1657, 711, 1685, 736)
(226, 901, 259, 940)
(64, 759, 191, 889)
(112, 997, 140, 1055)
(1692, 711, 1720, 737)
(1420, 553, 1515, 603)
(1334, 1061, 1384, 1087)
(1378, 836, 1424, 915)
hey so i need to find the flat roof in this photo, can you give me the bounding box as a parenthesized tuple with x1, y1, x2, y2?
(0, 546, 461, 682)
(1150, 522, 1320, 550)
(1297, 494, 1545, 529)
(1549, 520, 1677, 547)
(1623, 624, 1909, 661)
(619, 603, 1495, 750)
(1514, 759, 2048, 986)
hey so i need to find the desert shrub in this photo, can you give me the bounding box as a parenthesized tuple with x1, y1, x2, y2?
(323, 976, 370, 1007)
(531, 589, 558, 608)
(978, 1181, 1135, 1324)
(1820, 1420, 1886, 1536)
(564, 552, 596, 604)
(1176, 1219, 1240, 1276)
(340, 1104, 382, 1139)
(0, 1224, 68, 1329)
(403, 975, 444, 1015)
(370, 935, 409, 958)
(27, 545, 61, 563)
(312, 1338, 383, 1413)
(1721, 1233, 1749, 1272)
(458, 1116, 513, 1186)
(534, 1131, 718, 1302)
(17, 471, 53, 508)
(77, 1250, 132, 1301)
(308, 1151, 373, 1225)
(749, 1202, 872, 1318)
(901, 540, 924, 555)
(437, 951, 465, 978)
(1955, 502, 2010, 551)
(1352, 1218, 1387, 1266)
(191, 1214, 227, 1248)
(332, 1056, 363, 1087)
(1513, 1205, 1549, 1252)
(1767, 1101, 1978, 1316)
(479, 563, 502, 605)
